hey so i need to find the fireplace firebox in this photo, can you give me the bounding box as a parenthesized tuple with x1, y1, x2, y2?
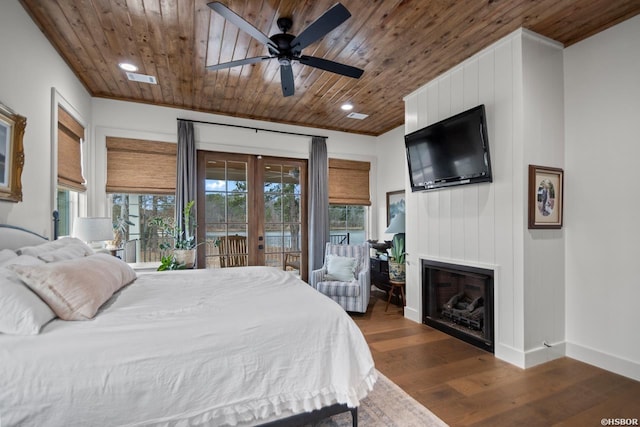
(422, 259, 494, 353)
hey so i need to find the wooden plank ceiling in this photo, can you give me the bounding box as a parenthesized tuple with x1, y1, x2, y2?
(20, 0, 640, 136)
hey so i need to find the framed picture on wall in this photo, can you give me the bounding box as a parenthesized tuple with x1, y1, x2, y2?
(528, 165, 563, 229)
(386, 190, 405, 226)
(0, 103, 26, 203)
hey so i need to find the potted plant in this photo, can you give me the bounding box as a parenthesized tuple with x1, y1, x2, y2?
(151, 200, 197, 269)
(388, 233, 405, 281)
(108, 216, 135, 249)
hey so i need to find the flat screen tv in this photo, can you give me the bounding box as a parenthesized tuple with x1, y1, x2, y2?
(405, 104, 492, 192)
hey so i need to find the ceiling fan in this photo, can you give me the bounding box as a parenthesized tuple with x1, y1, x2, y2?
(206, 2, 364, 97)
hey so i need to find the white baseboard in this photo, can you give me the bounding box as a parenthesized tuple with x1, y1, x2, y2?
(493, 341, 567, 369)
(403, 306, 420, 324)
(403, 319, 639, 381)
(494, 343, 526, 368)
(497, 341, 639, 381)
(524, 341, 566, 368)
(566, 342, 640, 381)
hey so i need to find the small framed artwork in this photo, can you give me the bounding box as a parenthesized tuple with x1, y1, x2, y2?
(0, 103, 27, 203)
(528, 165, 563, 229)
(386, 190, 405, 226)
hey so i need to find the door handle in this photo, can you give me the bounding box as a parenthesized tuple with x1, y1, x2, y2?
(258, 244, 264, 250)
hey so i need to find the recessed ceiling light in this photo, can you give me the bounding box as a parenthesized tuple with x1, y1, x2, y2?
(341, 103, 354, 111)
(119, 62, 138, 72)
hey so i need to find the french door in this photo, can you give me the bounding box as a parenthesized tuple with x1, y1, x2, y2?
(196, 151, 307, 278)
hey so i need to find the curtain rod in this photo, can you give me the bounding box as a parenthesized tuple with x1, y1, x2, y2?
(178, 118, 327, 139)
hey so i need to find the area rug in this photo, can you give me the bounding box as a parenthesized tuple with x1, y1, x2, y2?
(313, 370, 448, 427)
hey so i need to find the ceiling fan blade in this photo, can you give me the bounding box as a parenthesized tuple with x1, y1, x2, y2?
(280, 64, 295, 97)
(206, 56, 272, 71)
(290, 3, 351, 53)
(299, 55, 364, 79)
(207, 2, 279, 52)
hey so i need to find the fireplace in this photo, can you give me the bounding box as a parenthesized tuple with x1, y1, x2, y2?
(422, 259, 494, 353)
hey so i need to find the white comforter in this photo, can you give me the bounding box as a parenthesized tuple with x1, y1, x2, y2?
(0, 267, 376, 426)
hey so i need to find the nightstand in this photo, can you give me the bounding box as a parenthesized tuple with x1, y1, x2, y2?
(370, 256, 390, 293)
(371, 257, 404, 308)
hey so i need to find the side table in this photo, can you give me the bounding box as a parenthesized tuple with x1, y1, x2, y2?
(370, 256, 390, 293)
(385, 279, 406, 312)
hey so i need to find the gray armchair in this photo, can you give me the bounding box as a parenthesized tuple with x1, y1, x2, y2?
(310, 242, 370, 313)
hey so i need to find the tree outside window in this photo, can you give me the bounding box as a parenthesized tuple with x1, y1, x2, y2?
(329, 205, 367, 244)
(111, 194, 175, 262)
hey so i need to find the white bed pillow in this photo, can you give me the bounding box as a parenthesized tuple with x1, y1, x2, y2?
(18, 237, 93, 259)
(38, 244, 91, 263)
(325, 254, 358, 281)
(0, 249, 18, 264)
(9, 253, 137, 321)
(0, 255, 56, 335)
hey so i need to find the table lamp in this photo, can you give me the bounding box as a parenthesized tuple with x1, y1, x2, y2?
(73, 217, 113, 250)
(385, 212, 405, 235)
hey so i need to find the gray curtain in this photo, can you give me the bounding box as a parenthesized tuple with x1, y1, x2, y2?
(176, 120, 196, 243)
(308, 136, 329, 281)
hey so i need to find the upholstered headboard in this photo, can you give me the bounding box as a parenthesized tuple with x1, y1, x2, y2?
(0, 225, 48, 251)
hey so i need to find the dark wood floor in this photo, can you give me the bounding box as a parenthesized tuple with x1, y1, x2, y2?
(350, 295, 640, 427)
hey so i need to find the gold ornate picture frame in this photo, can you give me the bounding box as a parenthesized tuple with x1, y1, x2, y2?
(0, 104, 26, 202)
(528, 165, 563, 229)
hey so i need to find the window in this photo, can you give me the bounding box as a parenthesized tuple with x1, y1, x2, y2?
(106, 138, 178, 263)
(57, 107, 85, 192)
(328, 159, 371, 205)
(106, 137, 176, 194)
(56, 106, 85, 237)
(56, 189, 79, 237)
(329, 205, 368, 244)
(328, 158, 370, 245)
(111, 194, 175, 263)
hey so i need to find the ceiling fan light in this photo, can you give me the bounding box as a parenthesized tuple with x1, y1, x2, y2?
(341, 103, 353, 111)
(119, 62, 138, 72)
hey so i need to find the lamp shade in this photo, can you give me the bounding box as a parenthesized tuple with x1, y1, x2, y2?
(73, 217, 113, 242)
(385, 212, 405, 234)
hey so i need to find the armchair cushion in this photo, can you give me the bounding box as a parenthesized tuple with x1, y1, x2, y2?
(325, 254, 357, 281)
(316, 280, 360, 297)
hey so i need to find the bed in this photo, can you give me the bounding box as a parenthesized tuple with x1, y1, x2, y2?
(0, 225, 376, 426)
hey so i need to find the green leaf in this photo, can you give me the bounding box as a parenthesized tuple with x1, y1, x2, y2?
(389, 233, 405, 264)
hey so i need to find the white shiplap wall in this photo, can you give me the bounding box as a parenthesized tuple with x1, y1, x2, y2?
(402, 29, 565, 367)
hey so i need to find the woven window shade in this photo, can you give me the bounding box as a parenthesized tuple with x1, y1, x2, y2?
(58, 107, 85, 191)
(106, 137, 177, 195)
(328, 158, 371, 205)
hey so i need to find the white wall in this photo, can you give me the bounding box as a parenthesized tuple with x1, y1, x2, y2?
(91, 98, 379, 223)
(0, 2, 91, 236)
(564, 15, 640, 381)
(374, 126, 405, 241)
(401, 29, 566, 368)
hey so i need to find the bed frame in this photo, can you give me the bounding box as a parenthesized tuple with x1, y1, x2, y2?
(263, 404, 357, 426)
(0, 223, 358, 426)
(260, 404, 356, 427)
(0, 224, 49, 250)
